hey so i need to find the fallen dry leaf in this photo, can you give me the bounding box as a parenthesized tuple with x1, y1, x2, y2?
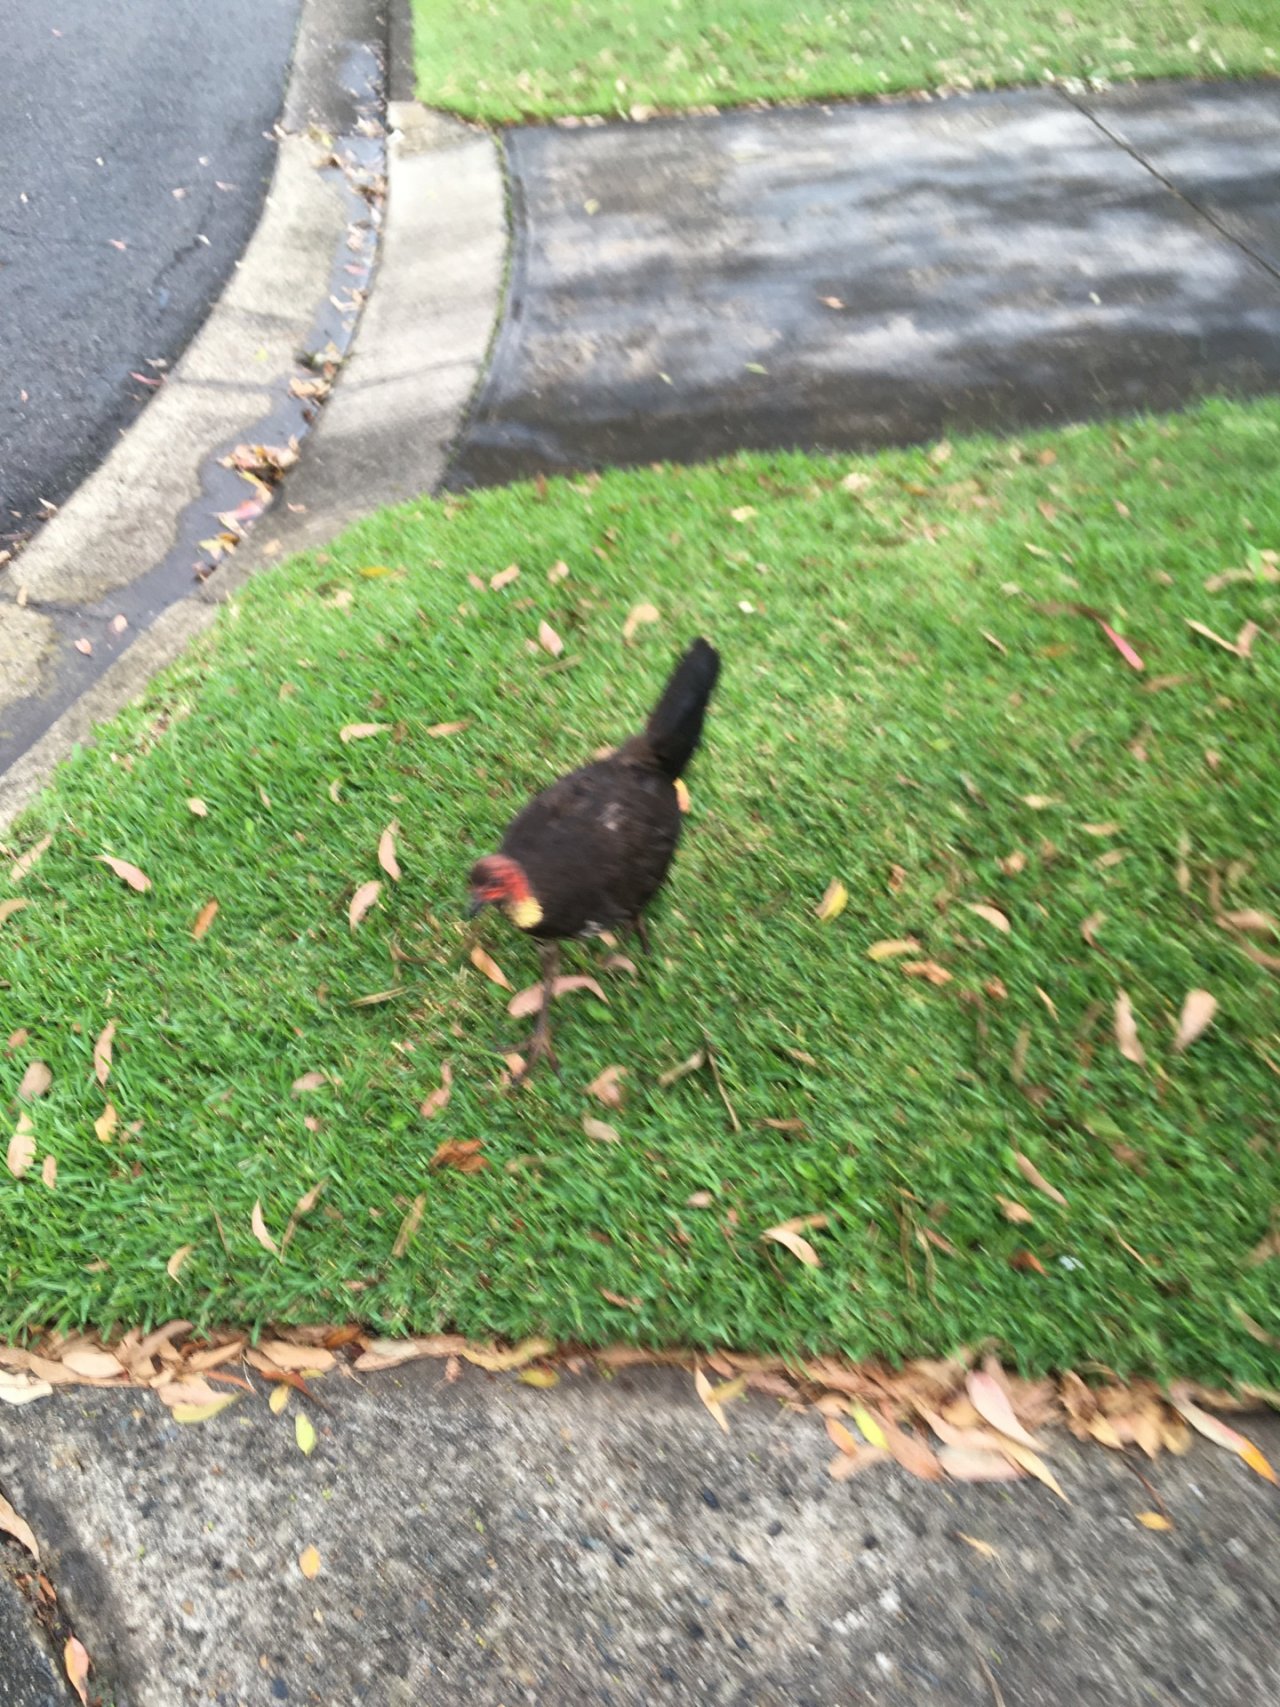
(586, 1064, 626, 1108)
(490, 563, 520, 591)
(166, 1244, 194, 1280)
(694, 1365, 730, 1434)
(623, 602, 660, 643)
(1173, 989, 1218, 1052)
(867, 938, 919, 962)
(461, 1338, 552, 1372)
(1000, 1439, 1068, 1500)
(281, 1181, 328, 1253)
(826, 1416, 860, 1456)
(762, 1224, 821, 1268)
(1081, 910, 1105, 948)
(1169, 1385, 1276, 1483)
(420, 1061, 453, 1118)
(1115, 989, 1146, 1066)
(291, 1072, 329, 1094)
(186, 896, 220, 941)
(339, 721, 389, 742)
(64, 1637, 90, 1705)
(93, 1104, 117, 1145)
(41, 1154, 57, 1190)
(1136, 1510, 1174, 1531)
(10, 833, 53, 884)
(348, 879, 382, 930)
(60, 1348, 125, 1380)
(519, 1365, 561, 1385)
(966, 903, 1011, 934)
(999, 850, 1027, 877)
(1022, 795, 1061, 811)
(299, 1544, 321, 1579)
(469, 945, 512, 989)
(901, 960, 952, 985)
(93, 1020, 115, 1087)
(1236, 620, 1260, 659)
(431, 1139, 487, 1173)
(537, 620, 564, 657)
(673, 777, 691, 813)
(0, 898, 30, 928)
(1099, 622, 1144, 671)
(18, 1060, 52, 1099)
(507, 975, 608, 1019)
(1185, 618, 1242, 655)
(938, 1446, 1025, 1483)
(99, 854, 151, 892)
(269, 1383, 290, 1415)
(255, 1341, 336, 1374)
(658, 1048, 705, 1087)
(186, 796, 208, 817)
(0, 1371, 53, 1407)
(426, 720, 470, 738)
(686, 1190, 714, 1207)
(996, 1194, 1033, 1224)
(378, 822, 402, 882)
(966, 1370, 1044, 1451)
(1012, 1151, 1067, 1208)
(956, 1533, 1000, 1561)
(392, 1191, 426, 1256)
(251, 1199, 279, 1255)
(815, 878, 848, 922)
(1217, 909, 1278, 936)
(295, 1412, 317, 1455)
(582, 1116, 620, 1143)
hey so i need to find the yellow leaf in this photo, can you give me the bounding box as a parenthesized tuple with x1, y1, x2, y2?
(269, 1383, 290, 1415)
(815, 878, 848, 922)
(295, 1412, 317, 1455)
(694, 1365, 730, 1433)
(518, 1368, 560, 1388)
(1136, 1511, 1173, 1531)
(171, 1395, 240, 1424)
(850, 1404, 889, 1450)
(673, 777, 691, 814)
(299, 1544, 321, 1579)
(460, 1337, 553, 1372)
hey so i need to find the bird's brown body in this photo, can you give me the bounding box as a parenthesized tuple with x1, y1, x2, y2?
(469, 638, 720, 1073)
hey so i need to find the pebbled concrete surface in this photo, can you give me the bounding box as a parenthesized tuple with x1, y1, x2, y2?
(0, 1367, 1277, 1705)
(0, 0, 303, 550)
(0, 1563, 68, 1706)
(449, 81, 1280, 489)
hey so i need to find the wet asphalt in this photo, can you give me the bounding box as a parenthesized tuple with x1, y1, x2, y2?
(0, 0, 302, 551)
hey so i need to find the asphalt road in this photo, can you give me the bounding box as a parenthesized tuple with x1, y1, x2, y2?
(0, 0, 302, 551)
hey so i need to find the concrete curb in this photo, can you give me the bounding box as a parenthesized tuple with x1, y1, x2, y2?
(0, 0, 385, 828)
(0, 32, 506, 836)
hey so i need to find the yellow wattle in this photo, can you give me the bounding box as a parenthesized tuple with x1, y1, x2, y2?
(505, 895, 544, 930)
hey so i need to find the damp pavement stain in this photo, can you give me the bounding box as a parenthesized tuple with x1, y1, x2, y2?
(448, 81, 1280, 489)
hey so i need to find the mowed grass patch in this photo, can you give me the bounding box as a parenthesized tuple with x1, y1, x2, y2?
(2, 397, 1279, 1384)
(412, 0, 1280, 121)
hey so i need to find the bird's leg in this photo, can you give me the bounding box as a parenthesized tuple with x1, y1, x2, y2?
(631, 914, 652, 957)
(517, 941, 561, 1079)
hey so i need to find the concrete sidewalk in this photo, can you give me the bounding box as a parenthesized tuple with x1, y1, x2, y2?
(450, 79, 1280, 487)
(2, 1363, 1278, 1706)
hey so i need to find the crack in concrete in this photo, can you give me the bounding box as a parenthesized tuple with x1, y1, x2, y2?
(1058, 85, 1280, 289)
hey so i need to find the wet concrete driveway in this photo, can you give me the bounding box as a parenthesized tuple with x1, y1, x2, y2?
(448, 80, 1280, 488)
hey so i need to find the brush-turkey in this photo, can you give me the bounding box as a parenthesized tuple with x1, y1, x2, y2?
(468, 637, 720, 1075)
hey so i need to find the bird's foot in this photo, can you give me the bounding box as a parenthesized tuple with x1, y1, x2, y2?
(511, 1026, 561, 1084)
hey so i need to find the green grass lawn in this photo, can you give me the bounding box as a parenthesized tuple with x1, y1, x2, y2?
(3, 397, 1279, 1386)
(412, 0, 1279, 121)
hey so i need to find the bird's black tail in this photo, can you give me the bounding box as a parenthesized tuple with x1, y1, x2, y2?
(643, 638, 720, 779)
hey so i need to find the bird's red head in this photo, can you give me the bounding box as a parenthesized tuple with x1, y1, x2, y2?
(467, 855, 542, 927)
